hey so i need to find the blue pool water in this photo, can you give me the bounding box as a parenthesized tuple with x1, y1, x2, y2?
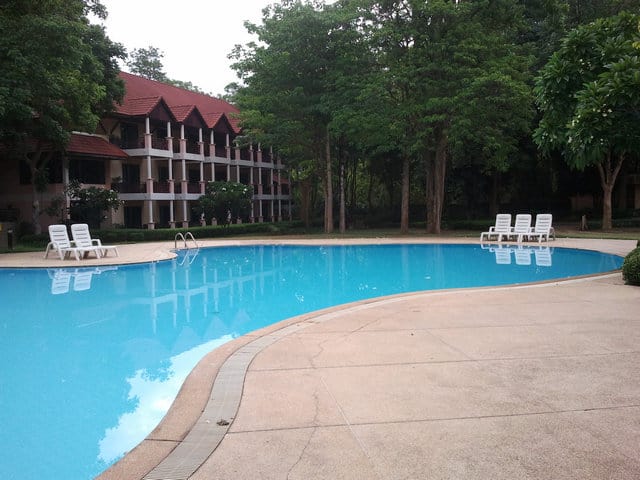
(0, 243, 623, 479)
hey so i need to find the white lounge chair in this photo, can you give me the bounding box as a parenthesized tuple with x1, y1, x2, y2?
(71, 224, 119, 257)
(528, 214, 554, 243)
(44, 224, 82, 260)
(509, 214, 532, 243)
(480, 214, 512, 242)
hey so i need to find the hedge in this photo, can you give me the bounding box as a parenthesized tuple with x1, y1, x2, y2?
(622, 247, 640, 286)
(20, 221, 307, 248)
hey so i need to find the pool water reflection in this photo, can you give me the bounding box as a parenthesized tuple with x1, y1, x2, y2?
(0, 244, 622, 479)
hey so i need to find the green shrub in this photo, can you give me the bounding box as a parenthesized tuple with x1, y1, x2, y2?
(622, 247, 640, 286)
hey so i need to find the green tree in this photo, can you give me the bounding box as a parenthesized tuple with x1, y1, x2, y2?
(126, 46, 168, 81)
(0, 0, 125, 233)
(231, 1, 338, 233)
(65, 179, 123, 228)
(127, 45, 209, 94)
(354, 0, 533, 232)
(198, 181, 252, 224)
(534, 13, 640, 229)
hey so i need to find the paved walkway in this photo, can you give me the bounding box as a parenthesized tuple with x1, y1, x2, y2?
(2, 237, 639, 479)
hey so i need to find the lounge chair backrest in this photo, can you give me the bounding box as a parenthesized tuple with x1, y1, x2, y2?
(533, 214, 553, 233)
(513, 214, 532, 233)
(48, 224, 72, 248)
(70, 223, 93, 248)
(494, 214, 512, 233)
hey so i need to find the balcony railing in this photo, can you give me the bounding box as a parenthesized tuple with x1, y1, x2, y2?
(215, 145, 227, 158)
(239, 149, 251, 161)
(186, 140, 200, 155)
(119, 138, 143, 149)
(153, 181, 171, 193)
(119, 137, 169, 150)
(187, 182, 201, 194)
(112, 182, 146, 193)
(150, 137, 168, 150)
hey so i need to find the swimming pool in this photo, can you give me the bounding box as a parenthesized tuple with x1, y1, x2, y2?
(0, 243, 623, 479)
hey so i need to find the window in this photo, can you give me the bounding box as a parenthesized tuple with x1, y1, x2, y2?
(69, 157, 105, 184)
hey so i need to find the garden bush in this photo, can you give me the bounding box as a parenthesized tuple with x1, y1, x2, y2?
(622, 247, 640, 286)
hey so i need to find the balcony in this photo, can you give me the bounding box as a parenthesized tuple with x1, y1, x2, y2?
(153, 181, 171, 193)
(150, 137, 168, 150)
(214, 145, 227, 158)
(186, 140, 200, 155)
(112, 182, 146, 193)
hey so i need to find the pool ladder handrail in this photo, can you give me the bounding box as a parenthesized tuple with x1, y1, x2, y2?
(174, 232, 200, 266)
(174, 231, 199, 250)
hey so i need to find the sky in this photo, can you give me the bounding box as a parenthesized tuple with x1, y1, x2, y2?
(95, 0, 275, 97)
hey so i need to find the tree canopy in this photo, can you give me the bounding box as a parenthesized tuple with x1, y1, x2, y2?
(231, 0, 536, 233)
(127, 45, 209, 94)
(534, 12, 640, 229)
(0, 0, 126, 232)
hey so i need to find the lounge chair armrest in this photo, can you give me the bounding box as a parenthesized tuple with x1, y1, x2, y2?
(91, 239, 103, 247)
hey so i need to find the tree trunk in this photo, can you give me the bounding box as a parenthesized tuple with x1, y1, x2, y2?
(299, 178, 311, 229)
(597, 152, 625, 230)
(324, 131, 333, 234)
(400, 154, 410, 233)
(426, 130, 447, 234)
(26, 148, 47, 235)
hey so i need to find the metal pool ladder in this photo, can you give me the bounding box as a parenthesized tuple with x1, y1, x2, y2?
(174, 231, 199, 250)
(174, 232, 200, 266)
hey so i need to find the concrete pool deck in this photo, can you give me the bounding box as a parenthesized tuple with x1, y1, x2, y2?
(2, 237, 639, 479)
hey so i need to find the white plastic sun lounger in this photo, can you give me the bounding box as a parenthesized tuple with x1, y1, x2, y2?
(44, 224, 82, 261)
(509, 214, 532, 243)
(67, 224, 102, 259)
(71, 224, 118, 258)
(480, 214, 512, 242)
(528, 214, 554, 243)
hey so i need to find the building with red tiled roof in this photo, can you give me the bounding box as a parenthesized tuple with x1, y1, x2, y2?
(0, 72, 291, 231)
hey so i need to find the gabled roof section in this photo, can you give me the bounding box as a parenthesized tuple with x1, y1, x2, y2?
(203, 112, 236, 134)
(115, 95, 162, 116)
(171, 105, 207, 129)
(67, 133, 128, 159)
(118, 72, 241, 132)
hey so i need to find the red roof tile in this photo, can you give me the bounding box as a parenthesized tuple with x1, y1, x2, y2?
(114, 96, 163, 116)
(67, 133, 128, 159)
(118, 72, 241, 132)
